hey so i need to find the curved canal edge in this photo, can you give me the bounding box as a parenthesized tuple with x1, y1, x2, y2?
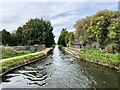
(0, 48, 53, 76)
(60, 46, 120, 72)
(1, 45, 119, 88)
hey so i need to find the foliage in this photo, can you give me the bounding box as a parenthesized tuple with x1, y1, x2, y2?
(0, 46, 33, 59)
(1, 18, 55, 47)
(58, 28, 75, 46)
(74, 9, 120, 48)
(105, 43, 119, 53)
(1, 29, 11, 45)
(65, 32, 75, 45)
(58, 28, 68, 46)
(0, 29, 17, 46)
(0, 51, 45, 72)
(79, 46, 120, 65)
(10, 32, 17, 46)
(16, 18, 55, 47)
(107, 19, 120, 43)
(75, 17, 94, 42)
(1, 46, 15, 55)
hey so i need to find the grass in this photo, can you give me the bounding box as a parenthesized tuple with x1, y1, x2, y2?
(79, 46, 120, 65)
(0, 51, 45, 73)
(0, 50, 34, 59)
(0, 46, 34, 59)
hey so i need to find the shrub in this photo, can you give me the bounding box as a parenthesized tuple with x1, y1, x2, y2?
(84, 45, 96, 50)
(0, 46, 33, 59)
(0, 46, 16, 55)
(105, 43, 119, 53)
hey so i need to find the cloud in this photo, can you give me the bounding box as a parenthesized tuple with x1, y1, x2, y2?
(0, 1, 118, 43)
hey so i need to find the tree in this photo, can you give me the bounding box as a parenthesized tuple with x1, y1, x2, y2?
(16, 26, 23, 45)
(16, 18, 55, 47)
(93, 10, 119, 47)
(10, 32, 17, 46)
(65, 32, 75, 45)
(108, 19, 120, 43)
(1, 29, 17, 46)
(2, 29, 11, 45)
(58, 28, 68, 46)
(74, 9, 119, 48)
(75, 16, 96, 43)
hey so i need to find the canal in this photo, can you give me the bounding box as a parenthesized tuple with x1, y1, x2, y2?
(1, 45, 119, 89)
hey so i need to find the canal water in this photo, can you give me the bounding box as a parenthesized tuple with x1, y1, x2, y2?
(1, 45, 119, 89)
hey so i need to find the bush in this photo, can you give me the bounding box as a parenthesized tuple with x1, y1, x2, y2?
(84, 45, 96, 50)
(0, 46, 16, 55)
(105, 43, 119, 53)
(0, 46, 33, 59)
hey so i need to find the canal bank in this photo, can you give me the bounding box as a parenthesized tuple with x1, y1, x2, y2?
(61, 46, 120, 71)
(0, 48, 53, 76)
(1, 45, 119, 88)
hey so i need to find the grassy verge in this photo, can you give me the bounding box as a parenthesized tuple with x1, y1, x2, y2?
(0, 51, 46, 74)
(0, 46, 35, 59)
(0, 50, 34, 59)
(79, 46, 120, 69)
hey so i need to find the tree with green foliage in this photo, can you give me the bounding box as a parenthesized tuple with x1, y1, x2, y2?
(92, 9, 118, 47)
(1, 29, 11, 45)
(16, 26, 23, 45)
(74, 9, 120, 49)
(108, 19, 120, 43)
(65, 32, 75, 45)
(75, 17, 94, 43)
(16, 18, 55, 47)
(58, 28, 75, 46)
(10, 32, 17, 46)
(58, 28, 68, 46)
(1, 29, 18, 46)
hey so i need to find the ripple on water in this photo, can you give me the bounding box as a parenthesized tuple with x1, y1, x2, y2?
(1, 46, 119, 88)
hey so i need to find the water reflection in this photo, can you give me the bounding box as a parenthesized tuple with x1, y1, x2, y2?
(1, 45, 119, 88)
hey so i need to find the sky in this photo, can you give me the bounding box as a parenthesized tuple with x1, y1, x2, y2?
(0, 0, 119, 43)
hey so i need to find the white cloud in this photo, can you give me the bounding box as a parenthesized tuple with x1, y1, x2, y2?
(0, 1, 118, 43)
(51, 16, 73, 26)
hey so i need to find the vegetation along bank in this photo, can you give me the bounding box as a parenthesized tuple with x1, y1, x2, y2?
(0, 48, 53, 76)
(0, 18, 55, 76)
(61, 46, 120, 71)
(58, 9, 120, 71)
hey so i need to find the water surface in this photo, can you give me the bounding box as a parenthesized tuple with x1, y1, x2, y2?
(1, 45, 119, 88)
